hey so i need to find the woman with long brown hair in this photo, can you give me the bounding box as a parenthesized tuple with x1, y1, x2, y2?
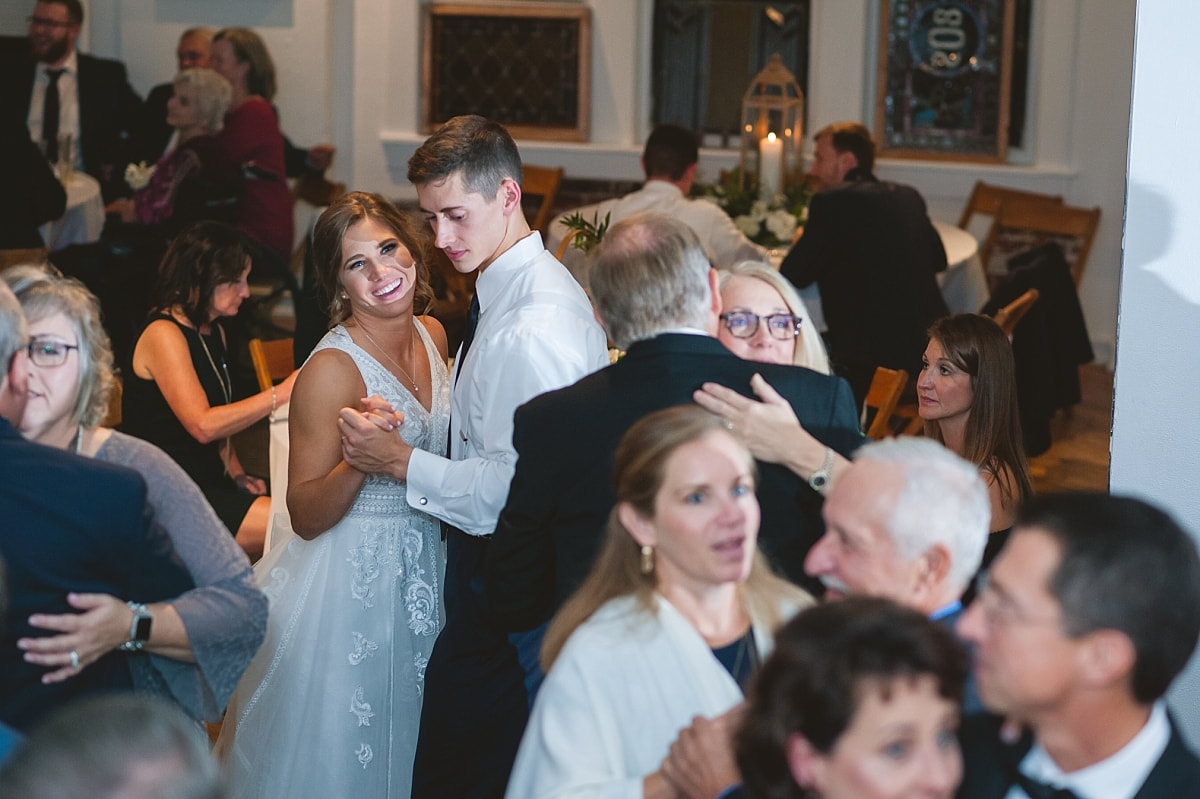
(217, 192, 449, 798)
(917, 314, 1032, 553)
(507, 404, 811, 799)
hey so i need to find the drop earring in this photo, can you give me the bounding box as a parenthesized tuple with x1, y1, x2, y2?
(640, 545, 654, 575)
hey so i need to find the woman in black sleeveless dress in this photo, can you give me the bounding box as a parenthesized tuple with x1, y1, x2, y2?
(123, 222, 297, 558)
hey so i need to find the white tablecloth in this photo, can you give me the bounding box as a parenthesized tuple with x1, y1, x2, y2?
(769, 221, 990, 332)
(39, 172, 105, 252)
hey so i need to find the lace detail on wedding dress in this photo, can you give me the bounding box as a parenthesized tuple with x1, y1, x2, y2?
(221, 322, 448, 798)
(349, 632, 378, 665)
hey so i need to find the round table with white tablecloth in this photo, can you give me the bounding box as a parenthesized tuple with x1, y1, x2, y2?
(38, 172, 105, 252)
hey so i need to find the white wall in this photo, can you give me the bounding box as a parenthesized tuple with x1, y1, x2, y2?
(70, 0, 1128, 363)
(1114, 0, 1200, 747)
(8, 1, 1133, 365)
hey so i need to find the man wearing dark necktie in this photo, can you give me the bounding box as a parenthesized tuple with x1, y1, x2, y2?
(954, 494, 1200, 799)
(0, 0, 142, 202)
(337, 115, 609, 798)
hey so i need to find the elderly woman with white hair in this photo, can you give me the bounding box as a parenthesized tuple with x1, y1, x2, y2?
(105, 67, 236, 228)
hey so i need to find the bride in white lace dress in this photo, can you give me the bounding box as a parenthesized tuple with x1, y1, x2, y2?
(217, 193, 450, 798)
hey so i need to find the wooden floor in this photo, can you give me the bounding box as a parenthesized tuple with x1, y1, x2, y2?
(1028, 364, 1113, 494)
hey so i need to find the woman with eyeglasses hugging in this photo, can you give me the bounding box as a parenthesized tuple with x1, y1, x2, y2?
(3, 265, 266, 721)
(716, 261, 830, 374)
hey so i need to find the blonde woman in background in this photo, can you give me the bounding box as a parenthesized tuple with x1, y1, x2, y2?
(717, 261, 830, 374)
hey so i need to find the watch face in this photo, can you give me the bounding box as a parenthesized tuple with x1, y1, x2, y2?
(134, 614, 152, 642)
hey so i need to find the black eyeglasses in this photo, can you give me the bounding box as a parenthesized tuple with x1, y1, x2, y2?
(719, 311, 802, 340)
(28, 15, 76, 29)
(27, 337, 79, 367)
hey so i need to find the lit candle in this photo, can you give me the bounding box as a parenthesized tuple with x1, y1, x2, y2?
(759, 132, 783, 201)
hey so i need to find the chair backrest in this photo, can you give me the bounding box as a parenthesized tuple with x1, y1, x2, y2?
(958, 180, 1063, 229)
(987, 201, 1101, 285)
(992, 288, 1040, 337)
(861, 367, 909, 440)
(249, 338, 296, 392)
(521, 165, 565, 233)
(554, 228, 582, 261)
(101, 374, 123, 428)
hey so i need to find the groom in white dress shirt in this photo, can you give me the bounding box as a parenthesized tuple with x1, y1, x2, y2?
(340, 114, 608, 799)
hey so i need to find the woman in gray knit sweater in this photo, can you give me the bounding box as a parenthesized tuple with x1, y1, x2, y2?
(4, 266, 266, 722)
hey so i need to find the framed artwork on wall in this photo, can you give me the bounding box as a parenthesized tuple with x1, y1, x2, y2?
(874, 0, 1015, 162)
(422, 2, 591, 141)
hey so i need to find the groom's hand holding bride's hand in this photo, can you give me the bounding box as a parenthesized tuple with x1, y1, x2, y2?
(338, 395, 412, 479)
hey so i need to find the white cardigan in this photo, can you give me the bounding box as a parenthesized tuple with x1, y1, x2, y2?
(506, 594, 788, 798)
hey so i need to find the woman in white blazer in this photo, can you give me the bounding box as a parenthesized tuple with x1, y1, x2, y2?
(506, 405, 812, 799)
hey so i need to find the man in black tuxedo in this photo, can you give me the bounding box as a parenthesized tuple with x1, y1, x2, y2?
(485, 212, 862, 642)
(955, 493, 1200, 798)
(0, 0, 142, 202)
(0, 282, 194, 732)
(779, 122, 948, 405)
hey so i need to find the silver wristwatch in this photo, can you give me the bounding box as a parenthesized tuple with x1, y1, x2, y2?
(808, 446, 835, 491)
(118, 601, 152, 652)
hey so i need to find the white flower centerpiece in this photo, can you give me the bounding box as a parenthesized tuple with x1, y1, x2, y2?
(124, 161, 156, 191)
(694, 168, 816, 249)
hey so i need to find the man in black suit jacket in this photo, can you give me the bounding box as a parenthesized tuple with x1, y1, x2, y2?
(955, 494, 1200, 798)
(0, 282, 194, 732)
(779, 122, 948, 405)
(486, 212, 862, 638)
(0, 108, 66, 251)
(0, 1, 142, 202)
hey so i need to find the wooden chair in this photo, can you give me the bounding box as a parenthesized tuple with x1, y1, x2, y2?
(101, 374, 123, 428)
(249, 338, 295, 392)
(554, 228, 582, 261)
(292, 173, 347, 208)
(986, 201, 1101, 285)
(992, 288, 1040, 337)
(957, 180, 1063, 230)
(521, 165, 565, 234)
(860, 367, 909, 440)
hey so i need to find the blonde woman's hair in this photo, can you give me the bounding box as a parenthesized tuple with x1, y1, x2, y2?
(719, 261, 831, 374)
(3, 266, 114, 429)
(541, 404, 812, 670)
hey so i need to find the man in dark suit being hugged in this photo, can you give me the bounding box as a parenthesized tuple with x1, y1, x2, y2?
(0, 281, 193, 733)
(0, 0, 143, 202)
(486, 212, 862, 674)
(955, 493, 1200, 798)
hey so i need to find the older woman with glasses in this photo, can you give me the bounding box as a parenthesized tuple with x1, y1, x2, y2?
(3, 266, 266, 723)
(717, 261, 830, 374)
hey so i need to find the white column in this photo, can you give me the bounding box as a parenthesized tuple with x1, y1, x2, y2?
(1113, 0, 1200, 748)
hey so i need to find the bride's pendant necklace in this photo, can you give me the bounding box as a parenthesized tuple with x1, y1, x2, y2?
(359, 325, 420, 393)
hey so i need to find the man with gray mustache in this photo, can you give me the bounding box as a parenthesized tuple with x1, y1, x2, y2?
(805, 437, 989, 710)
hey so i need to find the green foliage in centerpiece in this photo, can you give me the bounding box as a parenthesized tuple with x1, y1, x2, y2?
(560, 210, 612, 254)
(694, 168, 817, 248)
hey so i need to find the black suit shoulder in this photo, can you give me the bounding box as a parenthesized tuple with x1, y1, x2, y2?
(1136, 721, 1200, 798)
(0, 430, 195, 730)
(0, 108, 66, 247)
(487, 335, 862, 630)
